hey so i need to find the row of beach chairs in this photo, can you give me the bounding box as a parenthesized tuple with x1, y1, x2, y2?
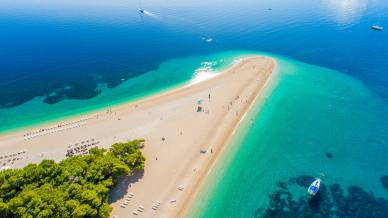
(24, 117, 92, 140)
(66, 138, 99, 157)
(0, 150, 26, 166)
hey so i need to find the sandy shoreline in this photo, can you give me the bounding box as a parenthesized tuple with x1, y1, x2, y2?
(0, 56, 276, 217)
(177, 59, 278, 218)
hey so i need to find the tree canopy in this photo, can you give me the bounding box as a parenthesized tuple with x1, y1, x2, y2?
(0, 139, 145, 218)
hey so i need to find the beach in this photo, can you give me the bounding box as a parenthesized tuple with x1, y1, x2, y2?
(0, 56, 276, 217)
(3, 0, 388, 216)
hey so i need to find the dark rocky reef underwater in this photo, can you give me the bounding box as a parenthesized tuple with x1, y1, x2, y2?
(254, 175, 388, 218)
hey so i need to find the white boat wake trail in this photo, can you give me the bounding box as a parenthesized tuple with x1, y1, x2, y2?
(139, 9, 213, 43)
(142, 10, 158, 18)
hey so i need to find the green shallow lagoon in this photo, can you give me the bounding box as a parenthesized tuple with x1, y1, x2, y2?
(189, 55, 388, 217)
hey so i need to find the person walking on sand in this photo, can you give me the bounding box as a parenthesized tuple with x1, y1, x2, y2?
(208, 93, 211, 101)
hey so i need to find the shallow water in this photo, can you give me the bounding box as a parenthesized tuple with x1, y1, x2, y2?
(189, 55, 388, 217)
(1, 0, 388, 217)
(0, 52, 238, 132)
(1, 0, 388, 132)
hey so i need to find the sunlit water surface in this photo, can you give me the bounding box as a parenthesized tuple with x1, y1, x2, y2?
(1, 0, 388, 217)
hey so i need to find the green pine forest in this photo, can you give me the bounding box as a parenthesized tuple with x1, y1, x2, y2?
(0, 140, 145, 218)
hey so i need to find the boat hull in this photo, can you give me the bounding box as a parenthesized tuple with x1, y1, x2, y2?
(307, 179, 321, 195)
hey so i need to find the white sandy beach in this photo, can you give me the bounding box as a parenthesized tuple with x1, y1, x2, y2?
(0, 56, 275, 218)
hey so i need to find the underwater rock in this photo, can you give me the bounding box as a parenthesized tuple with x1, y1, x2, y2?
(255, 175, 388, 218)
(380, 175, 388, 190)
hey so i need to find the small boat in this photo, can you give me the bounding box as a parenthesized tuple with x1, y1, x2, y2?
(371, 25, 383, 31)
(138, 8, 145, 13)
(307, 178, 321, 196)
(205, 38, 213, 43)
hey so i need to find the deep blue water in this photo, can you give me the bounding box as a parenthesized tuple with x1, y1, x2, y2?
(1, 0, 388, 108)
(1, 0, 388, 217)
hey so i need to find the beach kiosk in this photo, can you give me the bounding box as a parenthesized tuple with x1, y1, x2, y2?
(197, 98, 203, 112)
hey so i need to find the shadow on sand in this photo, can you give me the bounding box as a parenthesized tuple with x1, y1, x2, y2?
(108, 170, 145, 204)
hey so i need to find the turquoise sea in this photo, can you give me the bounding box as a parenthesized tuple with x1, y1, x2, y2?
(1, 0, 388, 217)
(189, 54, 388, 217)
(0, 52, 238, 133)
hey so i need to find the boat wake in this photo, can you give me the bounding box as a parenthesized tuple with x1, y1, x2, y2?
(142, 10, 158, 18)
(138, 9, 214, 43)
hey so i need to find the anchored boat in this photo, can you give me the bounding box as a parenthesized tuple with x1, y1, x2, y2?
(307, 178, 321, 196)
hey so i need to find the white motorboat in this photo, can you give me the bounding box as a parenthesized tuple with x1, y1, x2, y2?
(371, 25, 383, 31)
(307, 178, 321, 196)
